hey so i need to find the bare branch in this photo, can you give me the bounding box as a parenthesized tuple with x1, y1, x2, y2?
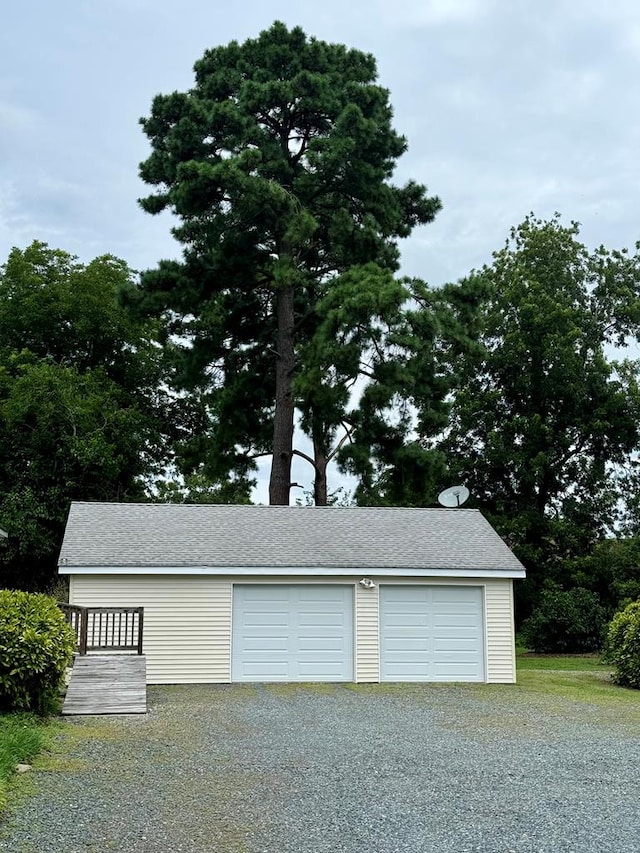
(292, 448, 318, 471)
(358, 365, 376, 380)
(327, 422, 356, 463)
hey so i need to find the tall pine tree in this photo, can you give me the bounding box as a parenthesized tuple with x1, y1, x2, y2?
(137, 21, 440, 503)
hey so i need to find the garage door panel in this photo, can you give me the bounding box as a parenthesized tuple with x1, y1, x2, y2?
(241, 663, 290, 678)
(433, 628, 480, 642)
(434, 660, 483, 676)
(380, 585, 485, 682)
(232, 585, 353, 682)
(432, 586, 478, 601)
(434, 616, 477, 629)
(243, 613, 289, 628)
(298, 637, 345, 651)
(387, 663, 430, 677)
(298, 660, 345, 676)
(385, 638, 430, 653)
(243, 638, 288, 651)
(242, 587, 289, 601)
(300, 613, 346, 627)
(385, 614, 429, 628)
(434, 638, 478, 652)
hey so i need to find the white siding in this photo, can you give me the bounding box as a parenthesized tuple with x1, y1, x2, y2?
(355, 581, 379, 682)
(70, 575, 232, 684)
(69, 573, 517, 684)
(485, 579, 516, 683)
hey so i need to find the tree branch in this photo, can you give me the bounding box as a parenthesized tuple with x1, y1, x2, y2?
(327, 422, 356, 463)
(292, 448, 318, 472)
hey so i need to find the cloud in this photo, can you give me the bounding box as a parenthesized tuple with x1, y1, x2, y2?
(0, 189, 78, 264)
(0, 174, 101, 261)
(373, 0, 492, 27)
(0, 184, 33, 251)
(0, 99, 40, 132)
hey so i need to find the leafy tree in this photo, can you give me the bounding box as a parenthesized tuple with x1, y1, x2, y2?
(0, 242, 170, 589)
(562, 537, 640, 614)
(137, 21, 441, 504)
(324, 276, 479, 506)
(293, 266, 458, 505)
(439, 215, 640, 604)
(520, 586, 607, 654)
(153, 470, 252, 504)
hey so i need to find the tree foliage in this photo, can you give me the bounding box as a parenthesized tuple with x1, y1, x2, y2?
(520, 586, 607, 653)
(293, 266, 460, 506)
(137, 21, 441, 504)
(0, 590, 76, 713)
(0, 242, 169, 589)
(561, 537, 640, 614)
(439, 215, 640, 600)
(604, 600, 640, 689)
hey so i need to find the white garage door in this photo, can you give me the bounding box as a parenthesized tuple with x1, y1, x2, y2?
(232, 585, 354, 682)
(380, 585, 485, 682)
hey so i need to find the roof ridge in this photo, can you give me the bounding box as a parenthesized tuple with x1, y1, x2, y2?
(69, 501, 480, 513)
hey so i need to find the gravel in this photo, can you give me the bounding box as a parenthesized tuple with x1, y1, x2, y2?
(0, 681, 638, 852)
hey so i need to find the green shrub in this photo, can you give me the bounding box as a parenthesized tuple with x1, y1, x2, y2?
(520, 587, 607, 654)
(604, 601, 640, 689)
(0, 590, 76, 713)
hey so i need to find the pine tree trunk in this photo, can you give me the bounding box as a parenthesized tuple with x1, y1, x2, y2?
(269, 284, 295, 505)
(313, 443, 328, 506)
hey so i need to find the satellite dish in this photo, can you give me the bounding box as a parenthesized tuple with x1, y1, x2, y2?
(437, 485, 470, 508)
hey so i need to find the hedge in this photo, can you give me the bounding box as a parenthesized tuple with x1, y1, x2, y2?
(0, 590, 76, 713)
(604, 601, 640, 690)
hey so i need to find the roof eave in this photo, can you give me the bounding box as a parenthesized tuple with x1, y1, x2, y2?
(58, 564, 526, 579)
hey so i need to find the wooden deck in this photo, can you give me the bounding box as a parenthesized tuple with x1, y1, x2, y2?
(62, 655, 147, 715)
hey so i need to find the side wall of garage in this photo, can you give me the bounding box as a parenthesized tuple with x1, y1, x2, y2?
(70, 574, 232, 685)
(69, 574, 516, 684)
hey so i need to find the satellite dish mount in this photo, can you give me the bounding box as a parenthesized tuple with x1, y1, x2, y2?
(437, 485, 470, 508)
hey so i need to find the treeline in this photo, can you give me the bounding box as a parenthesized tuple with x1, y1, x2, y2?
(1, 23, 640, 635)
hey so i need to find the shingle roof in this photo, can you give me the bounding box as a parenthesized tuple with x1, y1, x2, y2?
(58, 502, 525, 575)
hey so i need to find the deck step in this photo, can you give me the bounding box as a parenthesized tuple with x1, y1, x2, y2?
(62, 655, 147, 715)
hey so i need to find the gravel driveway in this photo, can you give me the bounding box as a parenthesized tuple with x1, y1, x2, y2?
(1, 680, 639, 853)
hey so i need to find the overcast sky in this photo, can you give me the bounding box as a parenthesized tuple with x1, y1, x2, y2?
(2, 1, 640, 501)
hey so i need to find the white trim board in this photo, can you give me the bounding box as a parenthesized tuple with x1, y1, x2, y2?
(59, 564, 526, 579)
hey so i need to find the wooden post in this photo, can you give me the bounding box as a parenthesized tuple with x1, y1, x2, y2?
(136, 608, 144, 655)
(78, 607, 88, 656)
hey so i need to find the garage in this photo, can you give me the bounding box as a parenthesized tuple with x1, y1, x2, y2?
(232, 584, 354, 682)
(60, 502, 525, 684)
(380, 585, 485, 682)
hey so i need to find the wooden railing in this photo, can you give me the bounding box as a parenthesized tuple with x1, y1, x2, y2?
(59, 604, 144, 655)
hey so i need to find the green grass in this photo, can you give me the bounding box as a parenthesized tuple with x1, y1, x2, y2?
(512, 669, 640, 719)
(0, 714, 50, 811)
(516, 652, 610, 671)
(512, 649, 639, 722)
